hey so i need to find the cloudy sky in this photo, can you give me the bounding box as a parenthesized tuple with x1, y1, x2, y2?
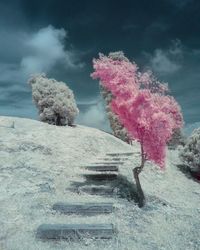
(0, 0, 199, 132)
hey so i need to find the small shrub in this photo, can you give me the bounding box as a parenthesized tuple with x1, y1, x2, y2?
(168, 128, 186, 149)
(28, 74, 79, 126)
(179, 128, 200, 172)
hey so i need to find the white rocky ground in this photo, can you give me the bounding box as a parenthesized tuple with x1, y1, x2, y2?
(0, 116, 199, 250)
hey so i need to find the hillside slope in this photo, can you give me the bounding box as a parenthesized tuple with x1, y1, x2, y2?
(0, 116, 199, 250)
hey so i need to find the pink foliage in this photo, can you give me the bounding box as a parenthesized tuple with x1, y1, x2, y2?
(91, 53, 139, 99)
(91, 53, 183, 168)
(111, 90, 175, 167)
(154, 95, 184, 130)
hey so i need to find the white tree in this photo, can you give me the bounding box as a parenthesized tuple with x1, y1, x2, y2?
(179, 128, 200, 171)
(28, 74, 79, 126)
(100, 51, 131, 143)
(108, 51, 130, 62)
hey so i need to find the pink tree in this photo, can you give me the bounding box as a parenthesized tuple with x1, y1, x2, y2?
(91, 53, 139, 100)
(91, 53, 183, 207)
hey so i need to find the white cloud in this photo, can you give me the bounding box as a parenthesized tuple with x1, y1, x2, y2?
(147, 40, 182, 75)
(0, 25, 83, 83)
(20, 26, 82, 77)
(150, 49, 181, 74)
(77, 101, 111, 132)
(0, 25, 84, 119)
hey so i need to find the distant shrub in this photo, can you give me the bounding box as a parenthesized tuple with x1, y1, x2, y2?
(168, 128, 186, 149)
(28, 74, 79, 126)
(108, 51, 130, 62)
(179, 128, 200, 171)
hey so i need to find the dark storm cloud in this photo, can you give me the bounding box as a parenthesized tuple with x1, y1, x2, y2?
(0, 0, 200, 131)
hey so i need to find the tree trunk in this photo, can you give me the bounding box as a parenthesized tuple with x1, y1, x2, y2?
(55, 114, 61, 126)
(133, 167, 145, 207)
(133, 142, 146, 208)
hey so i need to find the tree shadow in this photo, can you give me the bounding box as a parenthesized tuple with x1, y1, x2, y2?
(110, 175, 139, 203)
(176, 164, 200, 183)
(69, 174, 139, 204)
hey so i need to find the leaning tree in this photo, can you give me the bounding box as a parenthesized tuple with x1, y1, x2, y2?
(28, 74, 79, 126)
(91, 53, 183, 207)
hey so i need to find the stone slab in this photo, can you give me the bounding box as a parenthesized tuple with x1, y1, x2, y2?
(37, 223, 114, 240)
(106, 152, 134, 156)
(83, 173, 118, 182)
(79, 185, 114, 196)
(52, 202, 113, 215)
(93, 162, 124, 165)
(85, 165, 118, 172)
(99, 158, 129, 161)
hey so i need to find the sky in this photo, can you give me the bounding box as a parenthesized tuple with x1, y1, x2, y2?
(0, 0, 200, 132)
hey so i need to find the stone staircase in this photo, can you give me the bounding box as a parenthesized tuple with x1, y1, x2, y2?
(36, 152, 134, 241)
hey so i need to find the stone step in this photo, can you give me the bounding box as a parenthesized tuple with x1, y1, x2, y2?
(36, 223, 114, 240)
(106, 152, 135, 157)
(79, 185, 114, 196)
(52, 202, 113, 215)
(85, 165, 119, 172)
(99, 157, 129, 161)
(83, 173, 118, 182)
(93, 162, 124, 165)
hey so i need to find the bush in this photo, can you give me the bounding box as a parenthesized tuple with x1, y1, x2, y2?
(179, 128, 200, 171)
(28, 74, 79, 126)
(168, 128, 186, 149)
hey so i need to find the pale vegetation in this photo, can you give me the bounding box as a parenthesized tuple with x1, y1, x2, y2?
(28, 74, 79, 126)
